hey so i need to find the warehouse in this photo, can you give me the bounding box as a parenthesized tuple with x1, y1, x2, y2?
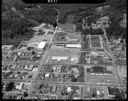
(51, 56, 69, 61)
(66, 44, 81, 48)
(37, 41, 46, 50)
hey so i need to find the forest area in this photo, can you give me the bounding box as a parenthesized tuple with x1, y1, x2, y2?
(2, 0, 126, 47)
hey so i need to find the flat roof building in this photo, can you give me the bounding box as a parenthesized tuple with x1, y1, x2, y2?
(51, 56, 68, 61)
(15, 82, 24, 90)
(66, 44, 81, 48)
(37, 41, 46, 49)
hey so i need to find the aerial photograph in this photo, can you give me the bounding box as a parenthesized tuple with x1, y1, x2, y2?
(2, 0, 127, 100)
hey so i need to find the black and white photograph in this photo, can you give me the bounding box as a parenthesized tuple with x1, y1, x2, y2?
(2, 0, 127, 100)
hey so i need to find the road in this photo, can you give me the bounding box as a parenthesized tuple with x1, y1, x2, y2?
(101, 23, 123, 85)
(29, 9, 61, 97)
(32, 80, 126, 88)
(11, 7, 39, 25)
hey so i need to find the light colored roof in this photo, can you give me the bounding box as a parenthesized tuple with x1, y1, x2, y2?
(66, 44, 81, 48)
(71, 57, 78, 62)
(51, 56, 68, 60)
(97, 90, 100, 95)
(91, 52, 98, 56)
(45, 73, 50, 77)
(28, 65, 33, 70)
(15, 82, 24, 90)
(67, 87, 72, 92)
(37, 41, 46, 49)
(32, 68, 38, 72)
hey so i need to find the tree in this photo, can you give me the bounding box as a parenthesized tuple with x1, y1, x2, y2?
(6, 82, 15, 91)
(10, 32, 14, 39)
(114, 93, 123, 100)
(24, 92, 28, 97)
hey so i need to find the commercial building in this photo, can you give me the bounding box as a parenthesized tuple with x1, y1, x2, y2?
(37, 41, 46, 50)
(66, 44, 81, 48)
(27, 41, 46, 50)
(51, 56, 68, 61)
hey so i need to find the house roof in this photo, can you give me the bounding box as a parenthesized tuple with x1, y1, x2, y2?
(15, 82, 24, 90)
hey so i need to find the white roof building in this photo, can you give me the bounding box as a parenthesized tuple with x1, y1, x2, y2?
(32, 67, 38, 72)
(70, 57, 78, 62)
(15, 83, 24, 90)
(45, 73, 50, 77)
(66, 44, 81, 48)
(51, 56, 68, 61)
(37, 41, 46, 49)
(24, 65, 29, 70)
(97, 90, 100, 96)
(67, 87, 72, 93)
